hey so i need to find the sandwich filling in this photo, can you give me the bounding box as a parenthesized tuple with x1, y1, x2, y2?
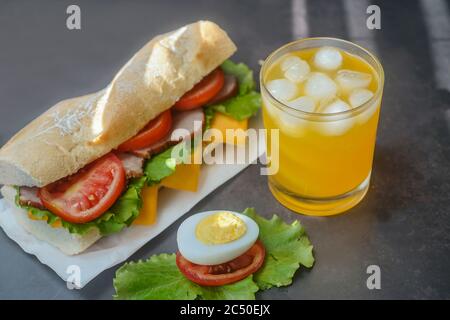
(14, 60, 260, 236)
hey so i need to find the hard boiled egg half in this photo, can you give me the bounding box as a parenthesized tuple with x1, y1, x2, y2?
(177, 210, 259, 265)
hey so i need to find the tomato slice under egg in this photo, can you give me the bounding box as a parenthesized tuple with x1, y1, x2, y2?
(176, 240, 265, 286)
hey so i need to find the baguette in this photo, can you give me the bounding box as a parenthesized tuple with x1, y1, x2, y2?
(0, 21, 236, 187)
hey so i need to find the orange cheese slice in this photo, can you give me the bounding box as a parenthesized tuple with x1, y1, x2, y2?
(210, 112, 248, 145)
(160, 142, 202, 192)
(133, 185, 159, 225)
(160, 163, 201, 192)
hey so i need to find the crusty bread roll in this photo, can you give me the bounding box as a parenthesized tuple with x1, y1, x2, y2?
(1, 185, 101, 255)
(0, 21, 236, 187)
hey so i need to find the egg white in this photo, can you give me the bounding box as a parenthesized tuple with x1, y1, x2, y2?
(177, 210, 259, 265)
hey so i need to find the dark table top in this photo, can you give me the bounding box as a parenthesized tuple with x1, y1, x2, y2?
(0, 0, 449, 299)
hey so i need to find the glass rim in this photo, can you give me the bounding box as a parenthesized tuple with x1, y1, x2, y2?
(260, 37, 385, 119)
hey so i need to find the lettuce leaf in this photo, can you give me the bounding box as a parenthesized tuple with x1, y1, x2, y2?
(243, 208, 315, 290)
(204, 60, 261, 122)
(113, 254, 258, 300)
(220, 60, 256, 95)
(203, 105, 215, 131)
(113, 208, 314, 300)
(209, 91, 261, 121)
(113, 254, 202, 300)
(199, 275, 258, 300)
(144, 144, 189, 185)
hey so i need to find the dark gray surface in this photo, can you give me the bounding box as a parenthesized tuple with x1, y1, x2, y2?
(0, 0, 449, 299)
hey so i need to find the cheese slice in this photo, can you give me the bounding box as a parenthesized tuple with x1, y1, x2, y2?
(210, 112, 248, 145)
(160, 143, 202, 192)
(28, 211, 62, 228)
(133, 185, 159, 225)
(160, 163, 201, 192)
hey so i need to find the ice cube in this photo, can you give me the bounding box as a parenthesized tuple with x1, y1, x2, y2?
(278, 113, 310, 137)
(314, 98, 354, 135)
(304, 72, 338, 100)
(287, 96, 316, 113)
(281, 55, 302, 71)
(321, 98, 351, 114)
(356, 102, 378, 124)
(335, 69, 372, 92)
(313, 46, 343, 71)
(349, 88, 374, 108)
(263, 95, 309, 137)
(266, 79, 297, 102)
(284, 59, 310, 83)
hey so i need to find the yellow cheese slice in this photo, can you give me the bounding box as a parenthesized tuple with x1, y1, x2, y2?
(133, 185, 159, 225)
(28, 211, 62, 228)
(210, 112, 248, 145)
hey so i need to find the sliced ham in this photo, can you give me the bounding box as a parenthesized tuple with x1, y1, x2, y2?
(131, 108, 204, 159)
(130, 133, 174, 158)
(116, 152, 145, 179)
(18, 186, 45, 209)
(207, 75, 238, 105)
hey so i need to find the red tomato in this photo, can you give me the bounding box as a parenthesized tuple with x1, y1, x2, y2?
(117, 110, 172, 152)
(176, 240, 265, 286)
(39, 153, 126, 224)
(174, 68, 225, 110)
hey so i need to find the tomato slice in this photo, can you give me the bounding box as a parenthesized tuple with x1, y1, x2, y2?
(117, 110, 172, 152)
(176, 240, 265, 286)
(174, 68, 225, 110)
(39, 153, 126, 224)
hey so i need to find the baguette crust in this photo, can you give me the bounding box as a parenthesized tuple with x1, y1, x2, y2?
(0, 21, 236, 187)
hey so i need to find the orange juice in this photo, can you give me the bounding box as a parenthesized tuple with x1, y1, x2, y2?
(261, 38, 384, 216)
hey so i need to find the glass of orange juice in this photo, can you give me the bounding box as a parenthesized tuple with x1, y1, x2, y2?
(260, 38, 384, 216)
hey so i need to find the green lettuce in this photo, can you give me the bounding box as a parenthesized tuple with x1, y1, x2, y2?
(243, 208, 315, 289)
(113, 208, 314, 300)
(144, 144, 190, 185)
(203, 104, 215, 131)
(113, 254, 258, 300)
(204, 60, 261, 122)
(199, 275, 258, 300)
(220, 60, 256, 95)
(210, 92, 261, 121)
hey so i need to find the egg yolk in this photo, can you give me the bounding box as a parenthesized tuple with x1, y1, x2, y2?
(195, 212, 247, 245)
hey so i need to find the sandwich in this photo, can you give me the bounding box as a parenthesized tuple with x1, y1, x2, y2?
(0, 21, 261, 255)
